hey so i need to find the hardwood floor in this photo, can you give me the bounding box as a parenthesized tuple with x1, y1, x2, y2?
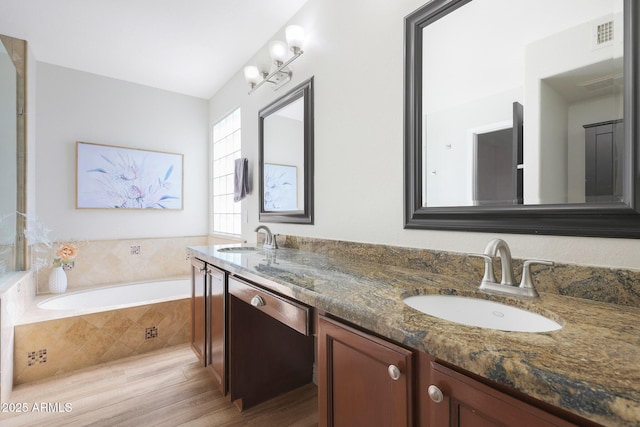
(0, 344, 318, 426)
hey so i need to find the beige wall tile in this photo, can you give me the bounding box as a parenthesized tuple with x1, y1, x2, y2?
(36, 236, 209, 293)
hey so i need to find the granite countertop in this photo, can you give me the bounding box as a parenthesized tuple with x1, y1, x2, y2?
(188, 244, 640, 426)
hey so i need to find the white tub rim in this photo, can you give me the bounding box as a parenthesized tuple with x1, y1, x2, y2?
(18, 277, 190, 325)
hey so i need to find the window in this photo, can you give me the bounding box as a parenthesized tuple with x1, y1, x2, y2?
(212, 108, 241, 236)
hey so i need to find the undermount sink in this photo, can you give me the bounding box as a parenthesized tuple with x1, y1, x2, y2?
(217, 246, 260, 253)
(403, 294, 562, 333)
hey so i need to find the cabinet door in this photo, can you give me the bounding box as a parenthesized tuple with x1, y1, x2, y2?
(318, 315, 413, 427)
(207, 265, 226, 394)
(584, 120, 624, 203)
(190, 258, 207, 364)
(426, 360, 577, 427)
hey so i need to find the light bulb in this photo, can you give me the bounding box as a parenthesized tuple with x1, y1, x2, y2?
(243, 66, 260, 86)
(285, 25, 305, 54)
(269, 40, 287, 66)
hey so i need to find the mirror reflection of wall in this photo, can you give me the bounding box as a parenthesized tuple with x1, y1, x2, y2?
(0, 39, 17, 276)
(259, 76, 313, 224)
(422, 0, 624, 208)
(263, 97, 304, 211)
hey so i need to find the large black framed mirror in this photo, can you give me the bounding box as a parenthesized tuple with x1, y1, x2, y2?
(404, 0, 640, 237)
(259, 77, 314, 224)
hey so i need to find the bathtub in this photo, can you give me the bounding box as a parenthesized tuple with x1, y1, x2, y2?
(14, 278, 193, 385)
(37, 278, 191, 311)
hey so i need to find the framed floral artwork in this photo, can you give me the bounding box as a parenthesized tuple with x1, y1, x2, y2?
(264, 163, 297, 211)
(76, 141, 184, 209)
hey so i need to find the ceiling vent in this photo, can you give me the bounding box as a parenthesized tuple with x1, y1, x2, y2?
(596, 20, 614, 45)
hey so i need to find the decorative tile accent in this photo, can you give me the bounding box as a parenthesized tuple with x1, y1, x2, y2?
(145, 326, 158, 340)
(26, 350, 47, 366)
(13, 299, 190, 385)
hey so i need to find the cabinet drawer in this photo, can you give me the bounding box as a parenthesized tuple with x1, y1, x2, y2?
(228, 277, 310, 336)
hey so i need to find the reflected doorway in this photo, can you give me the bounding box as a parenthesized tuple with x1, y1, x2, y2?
(475, 128, 514, 205)
(472, 102, 523, 206)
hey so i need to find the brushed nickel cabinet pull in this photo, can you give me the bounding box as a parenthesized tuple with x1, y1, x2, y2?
(428, 385, 444, 403)
(250, 295, 265, 307)
(388, 364, 401, 381)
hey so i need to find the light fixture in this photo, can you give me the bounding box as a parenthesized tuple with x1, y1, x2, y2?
(285, 25, 304, 54)
(244, 25, 305, 94)
(243, 66, 263, 89)
(269, 41, 288, 67)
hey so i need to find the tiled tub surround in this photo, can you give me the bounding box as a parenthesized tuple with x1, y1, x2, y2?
(2, 235, 231, 399)
(34, 235, 237, 294)
(13, 298, 190, 385)
(0, 271, 36, 403)
(189, 241, 640, 426)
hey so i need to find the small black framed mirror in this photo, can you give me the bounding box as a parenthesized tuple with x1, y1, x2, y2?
(404, 0, 640, 238)
(259, 77, 314, 224)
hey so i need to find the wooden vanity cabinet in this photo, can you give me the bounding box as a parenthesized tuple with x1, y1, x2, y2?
(417, 352, 590, 427)
(190, 258, 207, 363)
(207, 264, 227, 394)
(228, 276, 314, 411)
(190, 258, 227, 395)
(317, 315, 414, 427)
(190, 255, 599, 426)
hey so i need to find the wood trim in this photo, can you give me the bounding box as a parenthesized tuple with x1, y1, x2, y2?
(207, 264, 227, 394)
(190, 258, 207, 364)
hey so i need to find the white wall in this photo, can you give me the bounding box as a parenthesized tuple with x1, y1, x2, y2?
(264, 115, 305, 209)
(525, 10, 623, 205)
(36, 63, 209, 240)
(424, 88, 521, 206)
(537, 82, 568, 204)
(208, 0, 640, 270)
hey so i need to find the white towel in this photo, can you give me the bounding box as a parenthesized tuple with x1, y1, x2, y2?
(234, 158, 249, 202)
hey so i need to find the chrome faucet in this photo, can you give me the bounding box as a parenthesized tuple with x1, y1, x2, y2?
(470, 238, 552, 298)
(483, 238, 516, 285)
(255, 225, 277, 249)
